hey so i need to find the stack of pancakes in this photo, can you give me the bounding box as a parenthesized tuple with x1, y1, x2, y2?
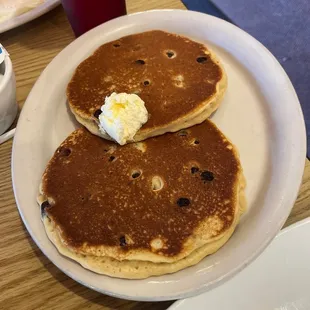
(38, 30, 246, 279)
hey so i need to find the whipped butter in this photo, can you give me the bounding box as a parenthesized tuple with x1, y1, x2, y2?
(98, 92, 148, 145)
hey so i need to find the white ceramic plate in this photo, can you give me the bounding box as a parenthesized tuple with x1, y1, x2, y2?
(0, 0, 60, 34)
(169, 217, 310, 310)
(12, 10, 306, 301)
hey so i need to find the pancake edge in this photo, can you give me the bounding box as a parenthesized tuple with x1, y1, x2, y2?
(68, 43, 227, 143)
(42, 184, 245, 279)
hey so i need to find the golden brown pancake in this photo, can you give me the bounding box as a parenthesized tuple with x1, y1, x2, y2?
(43, 211, 243, 279)
(67, 30, 227, 142)
(38, 120, 245, 278)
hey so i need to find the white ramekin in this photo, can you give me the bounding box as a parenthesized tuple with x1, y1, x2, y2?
(0, 50, 17, 135)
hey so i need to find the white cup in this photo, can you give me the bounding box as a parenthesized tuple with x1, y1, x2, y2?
(0, 52, 17, 136)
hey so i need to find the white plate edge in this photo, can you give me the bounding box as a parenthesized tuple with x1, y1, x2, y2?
(169, 216, 310, 309)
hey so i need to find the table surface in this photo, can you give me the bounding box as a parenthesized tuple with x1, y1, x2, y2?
(0, 0, 309, 309)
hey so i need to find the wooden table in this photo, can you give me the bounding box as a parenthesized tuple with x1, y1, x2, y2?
(0, 0, 309, 309)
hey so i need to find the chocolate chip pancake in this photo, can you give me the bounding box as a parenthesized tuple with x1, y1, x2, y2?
(67, 30, 227, 142)
(43, 211, 243, 279)
(38, 120, 245, 278)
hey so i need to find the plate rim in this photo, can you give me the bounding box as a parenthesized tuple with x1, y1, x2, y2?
(11, 9, 307, 301)
(168, 216, 310, 309)
(0, 0, 60, 34)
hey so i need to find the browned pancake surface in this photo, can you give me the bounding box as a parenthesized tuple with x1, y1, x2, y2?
(67, 30, 223, 130)
(41, 121, 240, 257)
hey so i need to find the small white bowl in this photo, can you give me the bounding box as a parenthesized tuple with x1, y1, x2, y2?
(0, 51, 17, 135)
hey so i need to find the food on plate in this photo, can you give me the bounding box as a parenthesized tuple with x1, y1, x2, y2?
(67, 30, 227, 144)
(0, 0, 44, 23)
(98, 92, 148, 145)
(38, 120, 246, 279)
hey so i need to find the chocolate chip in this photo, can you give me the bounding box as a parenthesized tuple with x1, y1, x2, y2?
(194, 140, 200, 145)
(109, 156, 115, 162)
(191, 167, 199, 174)
(41, 200, 50, 209)
(177, 198, 190, 207)
(135, 59, 145, 65)
(58, 147, 71, 157)
(40, 200, 50, 217)
(143, 80, 150, 86)
(197, 56, 208, 63)
(201, 171, 214, 181)
(120, 235, 126, 246)
(113, 43, 120, 47)
(94, 109, 102, 118)
(166, 51, 174, 58)
(132, 172, 140, 179)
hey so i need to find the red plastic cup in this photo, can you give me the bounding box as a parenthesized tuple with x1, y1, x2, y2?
(61, 0, 127, 37)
